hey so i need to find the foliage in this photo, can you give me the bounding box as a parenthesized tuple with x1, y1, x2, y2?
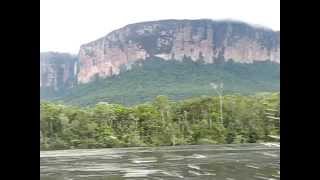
(42, 57, 279, 106)
(40, 92, 280, 150)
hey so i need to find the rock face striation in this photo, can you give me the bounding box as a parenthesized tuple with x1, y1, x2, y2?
(78, 19, 280, 83)
(40, 19, 280, 88)
(40, 52, 78, 92)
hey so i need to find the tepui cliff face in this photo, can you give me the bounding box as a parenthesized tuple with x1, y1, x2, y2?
(40, 19, 280, 89)
(40, 52, 78, 91)
(78, 19, 280, 83)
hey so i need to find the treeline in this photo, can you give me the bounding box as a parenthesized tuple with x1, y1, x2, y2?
(40, 93, 280, 150)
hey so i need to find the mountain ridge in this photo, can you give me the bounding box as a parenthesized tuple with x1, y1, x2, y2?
(40, 19, 280, 105)
(82, 19, 277, 47)
(78, 19, 279, 83)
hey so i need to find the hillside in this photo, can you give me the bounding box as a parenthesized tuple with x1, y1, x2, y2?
(44, 57, 279, 106)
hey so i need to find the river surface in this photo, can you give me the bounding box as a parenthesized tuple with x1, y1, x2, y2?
(40, 143, 280, 180)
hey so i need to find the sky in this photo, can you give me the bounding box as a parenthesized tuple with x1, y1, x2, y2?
(40, 0, 280, 54)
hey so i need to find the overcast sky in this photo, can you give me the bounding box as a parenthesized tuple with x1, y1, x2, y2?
(40, 0, 280, 54)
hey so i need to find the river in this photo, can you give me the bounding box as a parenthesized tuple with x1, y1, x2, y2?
(40, 143, 280, 180)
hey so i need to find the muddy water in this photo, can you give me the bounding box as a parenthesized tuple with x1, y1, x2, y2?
(40, 143, 280, 180)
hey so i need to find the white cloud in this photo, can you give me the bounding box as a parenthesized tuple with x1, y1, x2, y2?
(41, 0, 280, 54)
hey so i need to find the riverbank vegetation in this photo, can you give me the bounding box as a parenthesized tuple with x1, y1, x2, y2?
(40, 93, 279, 150)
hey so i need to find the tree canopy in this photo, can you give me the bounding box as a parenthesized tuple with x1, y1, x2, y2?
(40, 92, 280, 150)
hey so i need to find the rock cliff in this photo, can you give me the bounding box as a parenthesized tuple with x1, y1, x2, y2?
(78, 19, 280, 83)
(40, 52, 78, 91)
